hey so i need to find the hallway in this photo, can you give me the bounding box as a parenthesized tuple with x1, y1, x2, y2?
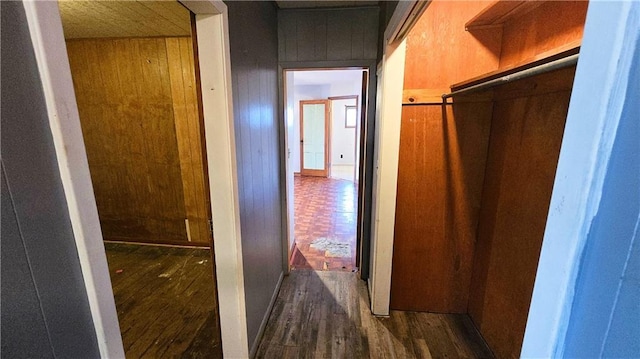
(291, 176, 357, 271)
(255, 271, 494, 358)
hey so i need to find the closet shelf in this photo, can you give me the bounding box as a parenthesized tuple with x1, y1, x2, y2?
(449, 45, 580, 93)
(465, 0, 545, 31)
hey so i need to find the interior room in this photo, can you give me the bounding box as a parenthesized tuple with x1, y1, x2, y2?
(285, 69, 364, 271)
(57, 1, 222, 357)
(6, 0, 638, 358)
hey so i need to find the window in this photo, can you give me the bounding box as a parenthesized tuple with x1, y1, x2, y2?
(345, 106, 357, 128)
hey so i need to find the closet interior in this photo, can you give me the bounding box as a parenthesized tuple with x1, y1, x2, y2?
(389, 1, 589, 358)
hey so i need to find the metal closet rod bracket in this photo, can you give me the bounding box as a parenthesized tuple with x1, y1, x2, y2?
(441, 53, 580, 103)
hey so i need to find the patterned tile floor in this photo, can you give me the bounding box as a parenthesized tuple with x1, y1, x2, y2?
(291, 176, 358, 272)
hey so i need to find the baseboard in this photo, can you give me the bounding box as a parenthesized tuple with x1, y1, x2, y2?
(103, 239, 209, 250)
(249, 271, 284, 358)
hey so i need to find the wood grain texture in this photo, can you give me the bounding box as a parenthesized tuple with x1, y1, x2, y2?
(465, 1, 544, 30)
(467, 68, 575, 359)
(403, 0, 501, 90)
(166, 37, 209, 244)
(498, 1, 588, 69)
(67, 37, 204, 245)
(58, 1, 191, 39)
(278, 7, 379, 63)
(104, 243, 221, 358)
(226, 1, 284, 351)
(391, 102, 493, 313)
(256, 270, 494, 358)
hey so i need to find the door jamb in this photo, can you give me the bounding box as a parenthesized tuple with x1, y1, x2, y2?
(278, 64, 377, 280)
(22, 1, 249, 357)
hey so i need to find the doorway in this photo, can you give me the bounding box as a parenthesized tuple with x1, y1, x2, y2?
(57, 1, 221, 356)
(284, 69, 366, 272)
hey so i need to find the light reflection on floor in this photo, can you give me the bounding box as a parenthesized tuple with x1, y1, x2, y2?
(290, 176, 358, 271)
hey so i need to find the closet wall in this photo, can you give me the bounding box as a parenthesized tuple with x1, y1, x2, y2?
(390, 1, 588, 358)
(67, 36, 210, 245)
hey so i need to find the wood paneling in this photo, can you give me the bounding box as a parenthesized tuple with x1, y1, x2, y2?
(498, 1, 588, 68)
(67, 37, 206, 245)
(256, 270, 494, 358)
(402, 1, 501, 90)
(226, 1, 284, 352)
(391, 102, 493, 312)
(465, 1, 544, 30)
(278, 7, 379, 63)
(166, 37, 209, 244)
(58, 1, 191, 39)
(467, 68, 575, 359)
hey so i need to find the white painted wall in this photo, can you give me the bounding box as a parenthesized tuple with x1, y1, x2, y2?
(292, 70, 362, 172)
(284, 71, 296, 252)
(331, 98, 358, 166)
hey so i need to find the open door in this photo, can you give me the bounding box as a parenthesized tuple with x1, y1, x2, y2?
(300, 100, 330, 177)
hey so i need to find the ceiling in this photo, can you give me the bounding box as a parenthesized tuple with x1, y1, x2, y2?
(275, 1, 378, 9)
(58, 1, 191, 39)
(293, 69, 363, 86)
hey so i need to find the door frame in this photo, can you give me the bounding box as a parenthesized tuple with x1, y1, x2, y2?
(278, 64, 376, 280)
(22, 1, 249, 357)
(299, 99, 331, 177)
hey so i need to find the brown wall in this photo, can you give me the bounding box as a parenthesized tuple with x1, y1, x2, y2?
(391, 1, 587, 357)
(66, 36, 209, 245)
(467, 67, 575, 359)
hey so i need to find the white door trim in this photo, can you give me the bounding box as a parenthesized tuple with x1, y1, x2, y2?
(23, 1, 249, 357)
(368, 39, 406, 316)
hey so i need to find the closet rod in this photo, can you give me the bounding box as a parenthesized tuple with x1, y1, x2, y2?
(442, 53, 579, 101)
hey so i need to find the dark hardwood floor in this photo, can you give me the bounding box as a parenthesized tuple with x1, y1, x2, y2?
(256, 270, 494, 358)
(104, 242, 222, 358)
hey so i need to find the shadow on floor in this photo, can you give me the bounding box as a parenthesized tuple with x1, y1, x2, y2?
(255, 266, 494, 358)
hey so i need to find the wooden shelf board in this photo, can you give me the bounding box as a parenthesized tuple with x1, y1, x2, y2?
(465, 0, 544, 31)
(450, 42, 581, 92)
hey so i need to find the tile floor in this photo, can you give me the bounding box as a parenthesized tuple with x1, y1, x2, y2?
(291, 176, 357, 271)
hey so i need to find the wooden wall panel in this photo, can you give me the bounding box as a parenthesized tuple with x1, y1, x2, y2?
(403, 0, 501, 91)
(467, 68, 575, 359)
(227, 1, 284, 351)
(67, 37, 204, 245)
(390, 102, 493, 312)
(166, 37, 209, 244)
(278, 7, 379, 63)
(58, 1, 191, 39)
(499, 1, 588, 68)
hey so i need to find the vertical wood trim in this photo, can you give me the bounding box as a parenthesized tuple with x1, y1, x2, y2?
(193, 11, 250, 358)
(166, 37, 209, 244)
(370, 39, 407, 316)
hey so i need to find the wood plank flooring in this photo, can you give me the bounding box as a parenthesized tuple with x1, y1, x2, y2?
(292, 176, 357, 271)
(256, 270, 494, 358)
(104, 242, 222, 358)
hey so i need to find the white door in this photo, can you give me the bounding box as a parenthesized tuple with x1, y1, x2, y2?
(300, 100, 329, 177)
